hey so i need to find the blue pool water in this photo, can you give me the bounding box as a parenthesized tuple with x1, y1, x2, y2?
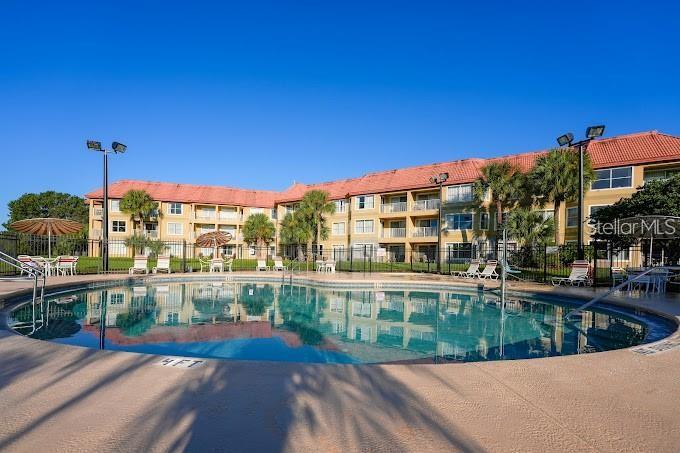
(9, 281, 674, 364)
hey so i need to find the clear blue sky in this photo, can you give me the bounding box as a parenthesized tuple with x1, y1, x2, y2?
(1, 0, 679, 225)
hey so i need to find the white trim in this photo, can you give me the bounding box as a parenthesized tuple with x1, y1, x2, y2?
(168, 202, 183, 215)
(167, 222, 183, 236)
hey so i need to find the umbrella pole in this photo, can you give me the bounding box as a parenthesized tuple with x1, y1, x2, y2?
(48, 228, 52, 259)
(649, 234, 653, 266)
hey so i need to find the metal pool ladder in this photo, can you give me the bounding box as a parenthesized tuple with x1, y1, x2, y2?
(282, 259, 303, 284)
(0, 249, 47, 334)
(564, 266, 674, 319)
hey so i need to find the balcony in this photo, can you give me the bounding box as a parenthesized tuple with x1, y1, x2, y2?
(143, 230, 159, 239)
(412, 226, 438, 237)
(382, 228, 406, 238)
(413, 199, 440, 211)
(195, 211, 216, 220)
(380, 202, 407, 213)
(93, 208, 103, 218)
(219, 211, 240, 220)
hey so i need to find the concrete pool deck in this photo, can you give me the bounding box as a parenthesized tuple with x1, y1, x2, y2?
(1, 272, 679, 452)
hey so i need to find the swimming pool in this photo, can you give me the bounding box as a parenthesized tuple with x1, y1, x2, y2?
(9, 279, 675, 364)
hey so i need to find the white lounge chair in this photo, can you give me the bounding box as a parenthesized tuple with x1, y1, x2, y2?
(477, 260, 499, 280)
(552, 261, 591, 286)
(324, 259, 336, 273)
(453, 260, 480, 278)
(273, 256, 286, 272)
(129, 255, 149, 275)
(54, 256, 77, 276)
(153, 255, 171, 274)
(256, 259, 270, 271)
(315, 260, 325, 272)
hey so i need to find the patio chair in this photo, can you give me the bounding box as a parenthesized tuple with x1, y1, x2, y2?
(224, 256, 234, 272)
(315, 260, 325, 272)
(54, 256, 77, 276)
(129, 255, 149, 275)
(256, 259, 270, 271)
(17, 255, 39, 275)
(198, 256, 211, 272)
(273, 256, 286, 272)
(477, 260, 499, 280)
(551, 261, 591, 286)
(324, 259, 336, 273)
(153, 255, 171, 274)
(453, 260, 480, 278)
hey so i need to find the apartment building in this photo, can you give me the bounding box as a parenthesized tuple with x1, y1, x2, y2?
(85, 130, 680, 261)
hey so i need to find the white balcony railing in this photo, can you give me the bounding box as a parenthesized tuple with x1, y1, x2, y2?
(219, 211, 240, 220)
(412, 226, 438, 237)
(382, 227, 406, 238)
(93, 208, 103, 217)
(195, 212, 216, 220)
(380, 202, 407, 213)
(413, 199, 440, 211)
(143, 230, 159, 239)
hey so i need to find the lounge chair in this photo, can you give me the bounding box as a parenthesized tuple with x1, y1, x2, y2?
(453, 260, 480, 278)
(18, 255, 40, 275)
(325, 259, 336, 273)
(153, 255, 171, 274)
(552, 261, 591, 286)
(256, 259, 270, 271)
(315, 260, 325, 272)
(477, 260, 499, 280)
(273, 256, 286, 272)
(54, 256, 78, 276)
(129, 255, 149, 275)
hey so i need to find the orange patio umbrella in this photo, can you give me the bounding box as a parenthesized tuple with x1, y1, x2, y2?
(10, 218, 83, 258)
(195, 231, 233, 257)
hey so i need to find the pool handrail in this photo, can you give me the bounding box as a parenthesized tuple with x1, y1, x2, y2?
(564, 265, 679, 319)
(0, 249, 47, 334)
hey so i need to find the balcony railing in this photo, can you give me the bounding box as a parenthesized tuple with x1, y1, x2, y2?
(380, 202, 407, 213)
(413, 199, 440, 211)
(382, 228, 406, 238)
(195, 212, 216, 220)
(143, 230, 159, 239)
(93, 208, 103, 217)
(412, 226, 438, 237)
(219, 211, 240, 220)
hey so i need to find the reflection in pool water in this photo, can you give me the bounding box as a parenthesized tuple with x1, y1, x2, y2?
(10, 281, 664, 364)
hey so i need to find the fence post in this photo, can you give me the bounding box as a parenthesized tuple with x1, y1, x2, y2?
(609, 242, 614, 286)
(349, 246, 353, 272)
(182, 240, 187, 272)
(543, 243, 548, 283)
(592, 243, 598, 288)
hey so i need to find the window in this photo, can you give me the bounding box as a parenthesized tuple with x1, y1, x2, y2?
(167, 222, 183, 236)
(169, 203, 183, 215)
(110, 293, 124, 304)
(644, 168, 680, 183)
(591, 167, 633, 190)
(355, 220, 374, 234)
(270, 208, 277, 220)
(332, 222, 345, 235)
(480, 213, 489, 230)
(356, 195, 374, 210)
(250, 207, 264, 215)
(335, 199, 347, 213)
(589, 205, 609, 222)
(285, 205, 296, 214)
(445, 213, 473, 230)
(446, 184, 473, 202)
(112, 220, 126, 233)
(566, 207, 578, 228)
(110, 200, 120, 212)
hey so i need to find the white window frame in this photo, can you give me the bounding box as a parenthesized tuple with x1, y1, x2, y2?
(446, 184, 473, 203)
(445, 213, 473, 230)
(335, 199, 347, 213)
(355, 219, 374, 234)
(111, 220, 126, 233)
(167, 222, 183, 236)
(332, 222, 345, 236)
(591, 166, 633, 190)
(169, 203, 183, 215)
(356, 195, 374, 210)
(110, 200, 120, 212)
(250, 207, 264, 215)
(566, 207, 578, 228)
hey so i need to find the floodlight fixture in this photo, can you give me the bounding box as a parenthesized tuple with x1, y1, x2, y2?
(556, 133, 574, 147)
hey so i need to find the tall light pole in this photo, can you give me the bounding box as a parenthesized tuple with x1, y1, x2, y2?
(87, 140, 127, 272)
(556, 125, 605, 260)
(429, 172, 449, 273)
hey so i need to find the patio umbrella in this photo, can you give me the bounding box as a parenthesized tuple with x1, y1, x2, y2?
(195, 231, 233, 257)
(10, 217, 83, 258)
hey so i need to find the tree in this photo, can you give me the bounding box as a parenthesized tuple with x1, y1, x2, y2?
(507, 208, 555, 247)
(242, 213, 276, 258)
(299, 190, 335, 255)
(119, 190, 160, 235)
(529, 148, 595, 244)
(591, 174, 680, 263)
(473, 160, 526, 229)
(279, 212, 313, 260)
(5, 191, 88, 231)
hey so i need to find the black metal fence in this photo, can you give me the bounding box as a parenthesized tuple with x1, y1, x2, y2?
(0, 232, 670, 288)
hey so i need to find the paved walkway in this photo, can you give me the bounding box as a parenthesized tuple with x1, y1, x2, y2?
(1, 273, 679, 452)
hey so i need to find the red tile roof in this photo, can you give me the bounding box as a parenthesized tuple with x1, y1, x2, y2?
(85, 180, 280, 208)
(86, 131, 680, 205)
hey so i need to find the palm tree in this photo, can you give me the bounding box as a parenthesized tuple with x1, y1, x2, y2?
(242, 213, 276, 259)
(299, 190, 335, 256)
(279, 212, 313, 260)
(529, 148, 595, 244)
(507, 208, 555, 247)
(473, 160, 526, 229)
(119, 190, 160, 235)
